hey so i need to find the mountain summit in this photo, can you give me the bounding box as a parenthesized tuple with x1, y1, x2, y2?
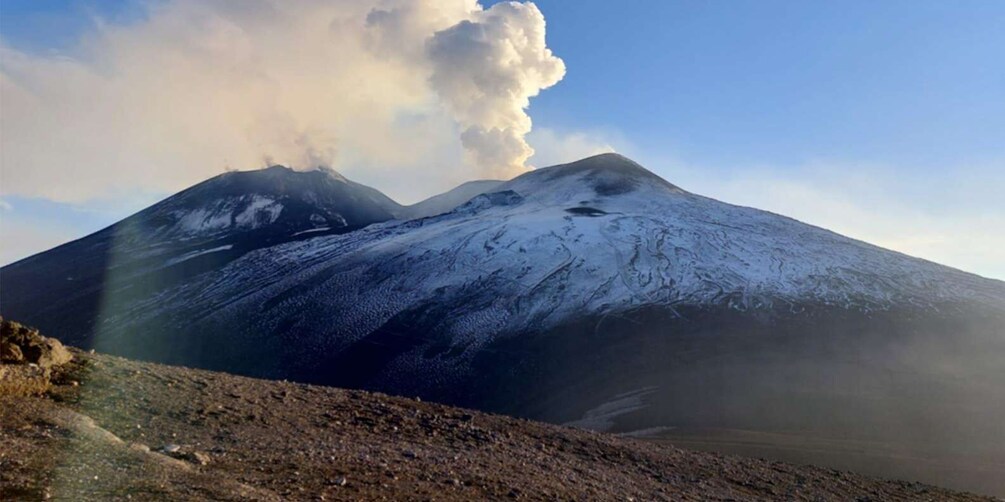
(0, 165, 404, 330)
(517, 152, 685, 196)
(132, 164, 401, 242)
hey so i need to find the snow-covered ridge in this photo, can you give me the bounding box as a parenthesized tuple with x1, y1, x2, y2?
(112, 154, 1003, 368)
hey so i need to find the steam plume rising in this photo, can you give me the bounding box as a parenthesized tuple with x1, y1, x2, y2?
(426, 2, 565, 177)
(0, 0, 565, 202)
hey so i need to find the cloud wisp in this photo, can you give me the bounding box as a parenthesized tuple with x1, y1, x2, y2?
(0, 0, 565, 203)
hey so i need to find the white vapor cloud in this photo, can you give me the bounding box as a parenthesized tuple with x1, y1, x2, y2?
(0, 0, 564, 203)
(426, 2, 565, 177)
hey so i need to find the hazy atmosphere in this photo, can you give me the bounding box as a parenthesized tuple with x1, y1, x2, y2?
(1, 0, 1003, 279)
(3, 2, 1004, 500)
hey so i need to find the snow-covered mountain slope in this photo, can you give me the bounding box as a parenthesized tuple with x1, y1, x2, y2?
(399, 179, 504, 219)
(3, 154, 1005, 491)
(169, 153, 998, 331)
(5, 153, 1002, 371)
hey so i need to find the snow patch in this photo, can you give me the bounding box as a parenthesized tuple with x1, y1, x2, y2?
(292, 227, 331, 237)
(234, 196, 283, 228)
(164, 245, 234, 266)
(168, 195, 283, 238)
(174, 207, 233, 234)
(563, 387, 658, 431)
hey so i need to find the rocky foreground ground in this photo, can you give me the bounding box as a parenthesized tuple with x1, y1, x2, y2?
(0, 321, 995, 501)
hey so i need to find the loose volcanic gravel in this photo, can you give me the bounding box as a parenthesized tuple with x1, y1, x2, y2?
(0, 350, 994, 501)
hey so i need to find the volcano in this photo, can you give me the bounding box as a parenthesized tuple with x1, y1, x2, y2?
(3, 153, 1004, 494)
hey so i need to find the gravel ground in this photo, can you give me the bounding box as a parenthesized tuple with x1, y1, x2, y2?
(0, 350, 994, 501)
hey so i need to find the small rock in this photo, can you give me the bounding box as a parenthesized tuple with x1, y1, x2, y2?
(128, 443, 151, 453)
(333, 477, 347, 487)
(161, 444, 181, 453)
(185, 451, 211, 465)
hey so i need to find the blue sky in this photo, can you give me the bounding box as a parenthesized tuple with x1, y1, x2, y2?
(1, 0, 1003, 278)
(527, 0, 1004, 167)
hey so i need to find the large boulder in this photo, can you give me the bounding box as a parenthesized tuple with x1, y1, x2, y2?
(1, 317, 72, 368)
(0, 317, 73, 396)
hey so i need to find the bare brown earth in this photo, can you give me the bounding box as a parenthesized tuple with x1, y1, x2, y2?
(0, 350, 995, 501)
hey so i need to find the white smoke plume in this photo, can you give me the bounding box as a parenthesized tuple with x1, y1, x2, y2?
(0, 0, 565, 203)
(426, 2, 565, 177)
